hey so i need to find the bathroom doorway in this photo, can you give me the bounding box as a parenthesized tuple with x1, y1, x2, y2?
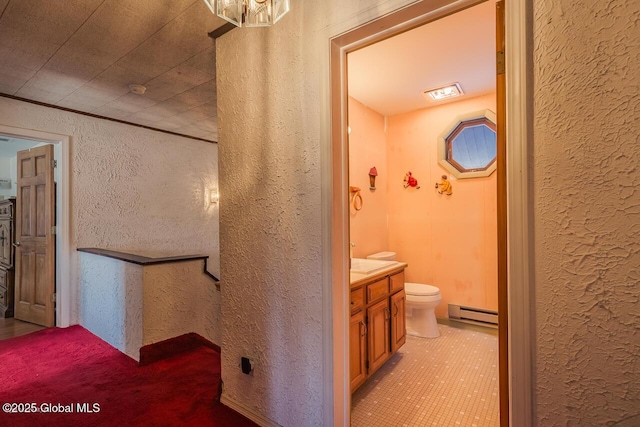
(327, 0, 531, 425)
(346, 1, 499, 425)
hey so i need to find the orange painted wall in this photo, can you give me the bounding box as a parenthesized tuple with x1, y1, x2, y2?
(348, 97, 388, 259)
(349, 93, 498, 318)
(386, 93, 497, 318)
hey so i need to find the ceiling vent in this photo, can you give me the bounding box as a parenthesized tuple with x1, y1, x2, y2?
(422, 83, 464, 101)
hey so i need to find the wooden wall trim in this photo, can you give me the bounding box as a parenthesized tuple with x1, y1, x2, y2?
(0, 93, 218, 144)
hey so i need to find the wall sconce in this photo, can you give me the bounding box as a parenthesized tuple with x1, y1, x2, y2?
(210, 189, 219, 204)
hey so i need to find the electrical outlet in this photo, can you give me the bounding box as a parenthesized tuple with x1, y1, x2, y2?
(241, 357, 254, 375)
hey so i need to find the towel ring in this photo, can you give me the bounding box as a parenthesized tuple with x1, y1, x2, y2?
(350, 186, 363, 211)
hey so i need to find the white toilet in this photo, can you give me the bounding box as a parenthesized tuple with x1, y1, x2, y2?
(367, 251, 442, 338)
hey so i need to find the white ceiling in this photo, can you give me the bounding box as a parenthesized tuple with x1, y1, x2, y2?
(0, 0, 227, 141)
(348, 1, 496, 117)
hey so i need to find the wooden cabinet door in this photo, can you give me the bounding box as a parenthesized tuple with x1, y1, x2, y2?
(349, 311, 367, 392)
(0, 219, 11, 266)
(367, 298, 390, 375)
(391, 290, 406, 353)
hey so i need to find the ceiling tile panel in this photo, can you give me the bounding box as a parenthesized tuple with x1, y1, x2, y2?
(69, 3, 164, 59)
(42, 47, 110, 83)
(0, 78, 25, 95)
(171, 81, 217, 106)
(116, 37, 193, 80)
(146, 98, 195, 115)
(87, 65, 156, 92)
(22, 69, 87, 94)
(173, 1, 224, 33)
(141, 73, 204, 102)
(166, 64, 213, 86)
(55, 98, 106, 112)
(129, 107, 175, 123)
(91, 104, 131, 120)
(14, 85, 66, 104)
(60, 84, 129, 109)
(1, 0, 224, 141)
(103, 93, 158, 111)
(183, 46, 216, 76)
(0, 60, 38, 84)
(109, 0, 198, 24)
(0, 27, 61, 72)
(1, 0, 103, 46)
(190, 101, 218, 118)
(174, 109, 210, 126)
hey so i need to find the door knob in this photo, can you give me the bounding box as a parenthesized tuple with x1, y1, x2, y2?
(12, 242, 20, 247)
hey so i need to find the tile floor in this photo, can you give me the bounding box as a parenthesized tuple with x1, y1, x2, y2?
(351, 323, 499, 427)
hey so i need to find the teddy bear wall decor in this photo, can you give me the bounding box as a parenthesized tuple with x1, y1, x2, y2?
(403, 171, 420, 189)
(435, 174, 453, 195)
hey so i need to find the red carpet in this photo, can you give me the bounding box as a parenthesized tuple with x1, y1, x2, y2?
(0, 326, 258, 427)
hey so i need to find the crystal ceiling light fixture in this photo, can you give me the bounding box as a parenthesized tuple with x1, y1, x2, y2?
(202, 0, 290, 27)
(423, 83, 464, 101)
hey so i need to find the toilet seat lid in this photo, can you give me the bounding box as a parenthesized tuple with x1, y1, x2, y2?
(405, 283, 440, 296)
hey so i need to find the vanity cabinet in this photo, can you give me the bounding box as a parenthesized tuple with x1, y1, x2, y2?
(391, 289, 406, 353)
(350, 268, 406, 393)
(0, 199, 16, 318)
(349, 311, 367, 391)
(367, 298, 390, 374)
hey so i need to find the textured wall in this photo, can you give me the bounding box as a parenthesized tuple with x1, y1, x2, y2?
(143, 260, 220, 346)
(79, 254, 219, 360)
(216, 0, 416, 424)
(217, 12, 324, 426)
(533, 1, 640, 425)
(79, 252, 143, 360)
(0, 97, 220, 333)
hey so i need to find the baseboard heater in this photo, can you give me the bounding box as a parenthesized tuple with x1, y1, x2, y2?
(448, 304, 498, 327)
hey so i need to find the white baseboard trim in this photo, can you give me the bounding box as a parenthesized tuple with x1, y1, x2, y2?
(220, 393, 282, 427)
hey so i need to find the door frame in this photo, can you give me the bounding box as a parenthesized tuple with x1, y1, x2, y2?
(325, 0, 532, 426)
(0, 124, 72, 328)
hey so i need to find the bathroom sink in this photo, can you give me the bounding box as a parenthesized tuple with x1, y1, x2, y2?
(350, 258, 398, 275)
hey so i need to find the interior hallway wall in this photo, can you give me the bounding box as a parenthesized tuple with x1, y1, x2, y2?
(532, 1, 640, 425)
(0, 96, 221, 346)
(216, 0, 420, 424)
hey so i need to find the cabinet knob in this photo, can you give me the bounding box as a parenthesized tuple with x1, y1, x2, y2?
(12, 242, 20, 247)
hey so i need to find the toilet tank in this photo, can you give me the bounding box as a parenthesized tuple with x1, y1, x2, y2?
(367, 251, 397, 261)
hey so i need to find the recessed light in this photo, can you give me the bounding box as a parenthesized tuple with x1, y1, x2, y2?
(423, 83, 463, 101)
(128, 84, 147, 95)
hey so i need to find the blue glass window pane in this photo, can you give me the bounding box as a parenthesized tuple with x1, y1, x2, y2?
(451, 124, 496, 170)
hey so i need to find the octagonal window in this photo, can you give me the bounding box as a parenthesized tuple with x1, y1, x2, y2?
(438, 110, 497, 179)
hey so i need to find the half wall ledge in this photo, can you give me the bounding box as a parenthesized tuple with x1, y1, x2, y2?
(77, 247, 220, 285)
(77, 247, 221, 361)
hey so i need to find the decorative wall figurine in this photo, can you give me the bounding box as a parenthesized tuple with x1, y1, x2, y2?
(403, 171, 420, 189)
(369, 167, 378, 190)
(436, 174, 453, 195)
